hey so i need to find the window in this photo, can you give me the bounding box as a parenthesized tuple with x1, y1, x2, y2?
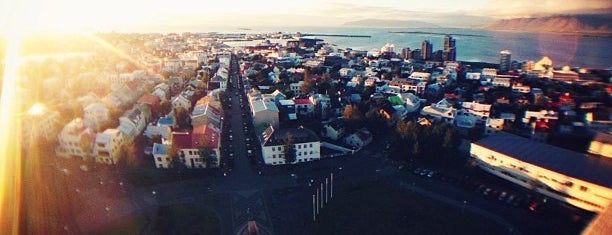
(310, 151, 313, 154)
(272, 147, 275, 151)
(580, 186, 588, 192)
(272, 154, 276, 158)
(565, 181, 574, 187)
(298, 152, 301, 156)
(157, 157, 161, 162)
(298, 145, 301, 149)
(310, 143, 313, 148)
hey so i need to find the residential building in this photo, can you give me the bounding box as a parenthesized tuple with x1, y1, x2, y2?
(290, 81, 305, 97)
(251, 99, 280, 128)
(409, 72, 431, 82)
(471, 132, 612, 212)
(492, 76, 511, 87)
(485, 118, 505, 136)
(171, 124, 220, 169)
(22, 104, 61, 147)
(278, 100, 297, 121)
(171, 93, 192, 111)
(588, 132, 612, 158)
(118, 105, 151, 141)
(56, 118, 96, 160)
(344, 128, 373, 149)
(137, 94, 162, 119)
(309, 94, 331, 119)
(461, 101, 492, 119)
(83, 102, 111, 132)
(93, 129, 124, 165)
(260, 126, 320, 165)
(152, 83, 170, 101)
(321, 118, 346, 141)
(420, 99, 457, 124)
(396, 93, 421, 113)
(191, 102, 223, 128)
(293, 98, 314, 117)
(152, 143, 172, 168)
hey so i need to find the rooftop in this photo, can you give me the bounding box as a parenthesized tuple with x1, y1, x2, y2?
(474, 132, 612, 188)
(261, 126, 319, 146)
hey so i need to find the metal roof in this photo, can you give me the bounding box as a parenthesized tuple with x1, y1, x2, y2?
(474, 132, 612, 188)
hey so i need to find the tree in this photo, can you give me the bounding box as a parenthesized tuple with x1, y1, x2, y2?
(174, 106, 192, 130)
(199, 148, 217, 168)
(282, 133, 297, 164)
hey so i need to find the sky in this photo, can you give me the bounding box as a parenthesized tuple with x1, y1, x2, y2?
(0, 0, 610, 33)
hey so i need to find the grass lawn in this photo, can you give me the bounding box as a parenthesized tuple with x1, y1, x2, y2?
(154, 203, 221, 235)
(312, 181, 504, 235)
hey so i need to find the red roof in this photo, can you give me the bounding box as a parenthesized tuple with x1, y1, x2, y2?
(137, 94, 161, 106)
(293, 98, 312, 105)
(172, 132, 192, 149)
(192, 124, 220, 149)
(125, 80, 139, 92)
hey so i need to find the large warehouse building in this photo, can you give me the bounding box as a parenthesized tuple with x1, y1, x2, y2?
(470, 132, 612, 213)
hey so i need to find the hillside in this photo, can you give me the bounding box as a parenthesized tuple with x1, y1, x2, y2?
(481, 14, 612, 34)
(343, 19, 439, 28)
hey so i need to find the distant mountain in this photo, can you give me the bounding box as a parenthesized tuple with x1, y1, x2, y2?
(343, 19, 440, 28)
(481, 14, 612, 34)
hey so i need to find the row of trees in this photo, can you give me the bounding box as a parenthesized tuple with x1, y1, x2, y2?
(395, 121, 462, 165)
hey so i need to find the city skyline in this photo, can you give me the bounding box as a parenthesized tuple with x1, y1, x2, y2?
(1, 0, 610, 33)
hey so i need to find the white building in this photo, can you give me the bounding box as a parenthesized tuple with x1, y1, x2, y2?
(251, 99, 280, 128)
(420, 99, 456, 124)
(22, 103, 61, 147)
(56, 118, 96, 160)
(409, 72, 431, 81)
(290, 81, 305, 97)
(523, 110, 558, 124)
(485, 118, 505, 136)
(471, 132, 612, 212)
(191, 102, 223, 128)
(344, 128, 373, 150)
(466, 72, 481, 80)
(93, 129, 124, 165)
(293, 98, 314, 117)
(260, 126, 321, 165)
(321, 119, 346, 141)
(492, 76, 511, 87)
(83, 102, 111, 132)
(171, 93, 192, 111)
(171, 124, 221, 169)
(397, 93, 421, 113)
(118, 105, 151, 141)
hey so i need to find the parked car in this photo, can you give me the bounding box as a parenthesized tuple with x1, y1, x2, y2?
(498, 191, 508, 201)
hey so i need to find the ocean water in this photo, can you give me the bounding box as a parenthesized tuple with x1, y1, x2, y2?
(218, 26, 612, 69)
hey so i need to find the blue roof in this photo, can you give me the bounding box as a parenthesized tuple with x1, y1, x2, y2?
(474, 132, 612, 188)
(158, 115, 174, 125)
(153, 143, 167, 155)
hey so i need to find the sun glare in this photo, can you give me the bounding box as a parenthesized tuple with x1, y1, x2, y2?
(0, 23, 24, 235)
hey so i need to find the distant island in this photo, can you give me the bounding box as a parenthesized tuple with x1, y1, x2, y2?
(344, 19, 440, 28)
(237, 28, 251, 31)
(481, 14, 612, 36)
(388, 31, 487, 37)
